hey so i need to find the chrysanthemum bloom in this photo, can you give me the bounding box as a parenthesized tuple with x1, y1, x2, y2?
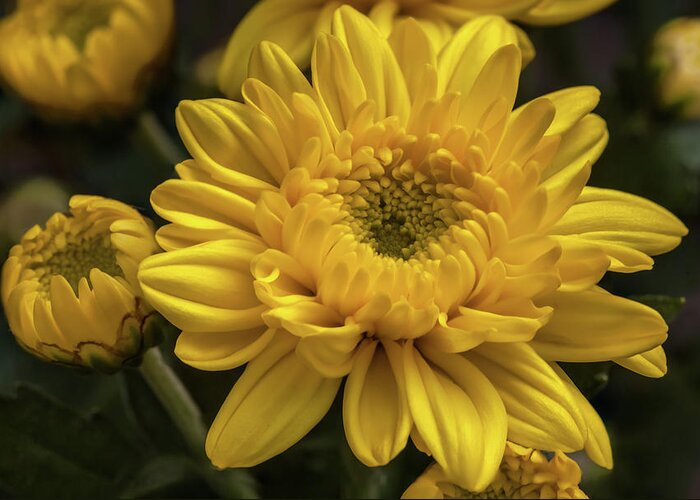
(0, 0, 174, 119)
(139, 7, 687, 490)
(402, 442, 587, 499)
(651, 17, 700, 119)
(2, 195, 162, 372)
(217, 0, 617, 97)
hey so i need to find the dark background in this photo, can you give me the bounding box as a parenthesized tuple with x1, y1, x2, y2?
(1, 0, 700, 497)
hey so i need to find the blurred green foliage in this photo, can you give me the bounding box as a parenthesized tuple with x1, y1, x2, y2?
(1, 0, 700, 498)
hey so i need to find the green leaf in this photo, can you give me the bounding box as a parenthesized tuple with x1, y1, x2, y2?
(0, 384, 142, 498)
(629, 294, 685, 322)
(560, 362, 612, 399)
(118, 455, 210, 499)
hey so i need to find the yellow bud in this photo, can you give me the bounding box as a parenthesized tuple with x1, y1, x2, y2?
(651, 17, 700, 119)
(1, 195, 163, 372)
(0, 0, 174, 120)
(402, 442, 588, 499)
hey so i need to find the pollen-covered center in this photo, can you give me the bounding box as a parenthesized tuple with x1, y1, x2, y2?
(27, 219, 123, 294)
(342, 165, 458, 259)
(47, 0, 117, 50)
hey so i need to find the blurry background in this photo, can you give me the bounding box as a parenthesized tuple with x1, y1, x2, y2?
(1, 0, 700, 498)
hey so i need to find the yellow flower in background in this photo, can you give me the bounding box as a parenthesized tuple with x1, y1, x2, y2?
(138, 7, 686, 490)
(2, 195, 162, 372)
(651, 17, 700, 119)
(0, 0, 174, 119)
(217, 0, 617, 97)
(402, 442, 587, 499)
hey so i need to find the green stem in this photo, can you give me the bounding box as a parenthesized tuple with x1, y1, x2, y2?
(139, 347, 257, 499)
(137, 110, 184, 166)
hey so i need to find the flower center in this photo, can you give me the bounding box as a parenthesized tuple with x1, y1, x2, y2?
(30, 231, 122, 293)
(343, 167, 457, 260)
(48, 0, 117, 50)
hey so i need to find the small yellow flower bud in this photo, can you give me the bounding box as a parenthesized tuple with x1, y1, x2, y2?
(2, 195, 163, 372)
(0, 0, 174, 120)
(402, 442, 588, 499)
(651, 17, 700, 119)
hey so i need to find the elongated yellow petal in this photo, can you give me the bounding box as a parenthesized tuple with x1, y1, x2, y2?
(217, 0, 323, 98)
(468, 342, 585, 452)
(552, 363, 613, 469)
(614, 345, 667, 378)
(175, 327, 277, 371)
(438, 16, 520, 96)
(541, 86, 601, 136)
(550, 187, 689, 272)
(404, 343, 507, 491)
(388, 17, 437, 101)
(331, 5, 410, 122)
(138, 239, 267, 333)
(533, 288, 668, 362)
(554, 236, 610, 292)
(519, 0, 618, 26)
(343, 340, 411, 466)
(206, 333, 341, 467)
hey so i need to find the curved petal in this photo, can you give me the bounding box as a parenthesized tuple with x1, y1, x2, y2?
(614, 345, 667, 378)
(552, 363, 613, 469)
(549, 187, 688, 272)
(206, 333, 341, 467)
(403, 342, 507, 491)
(175, 326, 277, 371)
(468, 342, 585, 452)
(217, 0, 324, 98)
(138, 239, 267, 333)
(343, 340, 411, 466)
(388, 17, 438, 101)
(438, 15, 520, 96)
(331, 5, 410, 122)
(532, 288, 668, 362)
(519, 0, 618, 26)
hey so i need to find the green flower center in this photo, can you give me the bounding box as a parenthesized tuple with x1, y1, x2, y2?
(49, 0, 117, 50)
(344, 174, 456, 259)
(34, 233, 123, 292)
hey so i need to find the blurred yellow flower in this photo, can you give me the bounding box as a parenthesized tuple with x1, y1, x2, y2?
(138, 7, 685, 490)
(0, 0, 174, 119)
(651, 17, 700, 119)
(217, 0, 617, 97)
(2, 195, 162, 372)
(402, 442, 587, 499)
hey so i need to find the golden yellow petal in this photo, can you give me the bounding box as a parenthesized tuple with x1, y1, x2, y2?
(206, 333, 341, 467)
(175, 327, 277, 371)
(519, 0, 618, 26)
(614, 345, 667, 378)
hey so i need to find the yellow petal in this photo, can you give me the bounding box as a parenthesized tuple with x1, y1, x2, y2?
(519, 0, 618, 26)
(176, 99, 288, 186)
(539, 114, 608, 229)
(438, 16, 520, 96)
(217, 0, 323, 98)
(331, 5, 410, 122)
(468, 342, 586, 452)
(554, 236, 610, 292)
(541, 86, 601, 136)
(175, 326, 277, 371)
(549, 187, 688, 272)
(247, 40, 316, 103)
(532, 288, 668, 362)
(138, 239, 267, 333)
(552, 363, 613, 469)
(614, 345, 667, 378)
(403, 343, 507, 491)
(206, 333, 341, 467)
(388, 17, 437, 101)
(343, 340, 411, 466)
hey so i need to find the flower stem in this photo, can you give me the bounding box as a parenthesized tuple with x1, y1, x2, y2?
(139, 347, 258, 499)
(137, 109, 184, 166)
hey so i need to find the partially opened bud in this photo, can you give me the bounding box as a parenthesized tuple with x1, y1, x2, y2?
(2, 195, 162, 372)
(651, 17, 700, 119)
(402, 442, 588, 499)
(0, 0, 174, 120)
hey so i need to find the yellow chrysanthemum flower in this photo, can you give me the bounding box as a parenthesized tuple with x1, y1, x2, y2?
(651, 17, 700, 119)
(402, 442, 587, 499)
(0, 0, 174, 119)
(138, 7, 686, 490)
(2, 195, 162, 372)
(217, 0, 617, 97)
